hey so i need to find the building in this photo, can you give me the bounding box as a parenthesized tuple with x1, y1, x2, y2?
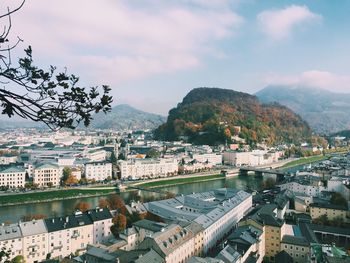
(20, 219, 49, 263)
(87, 208, 113, 244)
(0, 166, 26, 188)
(191, 153, 222, 165)
(144, 189, 252, 253)
(118, 158, 178, 180)
(138, 224, 195, 263)
(44, 211, 94, 259)
(0, 208, 113, 263)
(239, 205, 287, 261)
(85, 162, 112, 181)
(279, 181, 325, 197)
(281, 235, 310, 263)
(225, 224, 265, 263)
(310, 203, 348, 221)
(0, 223, 23, 261)
(33, 163, 60, 187)
(57, 156, 75, 167)
(84, 148, 107, 162)
(0, 155, 18, 165)
(222, 150, 283, 167)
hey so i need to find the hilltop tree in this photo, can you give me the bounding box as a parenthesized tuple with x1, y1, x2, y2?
(0, 1, 112, 130)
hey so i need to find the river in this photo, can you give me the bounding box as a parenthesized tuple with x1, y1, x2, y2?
(0, 175, 263, 223)
(0, 162, 317, 223)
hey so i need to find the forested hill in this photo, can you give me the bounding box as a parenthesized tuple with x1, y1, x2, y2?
(154, 87, 311, 145)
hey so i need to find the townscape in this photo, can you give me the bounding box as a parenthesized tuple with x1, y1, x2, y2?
(0, 127, 349, 263)
(1, 1, 350, 263)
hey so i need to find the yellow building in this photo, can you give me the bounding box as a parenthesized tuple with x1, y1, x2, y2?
(281, 235, 310, 263)
(238, 205, 286, 262)
(310, 203, 348, 221)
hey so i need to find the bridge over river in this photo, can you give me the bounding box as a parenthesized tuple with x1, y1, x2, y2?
(239, 166, 289, 181)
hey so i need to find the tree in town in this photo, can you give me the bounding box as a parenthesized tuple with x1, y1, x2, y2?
(107, 194, 126, 213)
(9, 256, 24, 263)
(65, 175, 78, 186)
(313, 214, 328, 226)
(262, 178, 276, 189)
(110, 151, 117, 164)
(145, 148, 160, 159)
(98, 198, 109, 209)
(330, 192, 347, 208)
(61, 167, 72, 185)
(75, 201, 91, 212)
(0, 1, 113, 130)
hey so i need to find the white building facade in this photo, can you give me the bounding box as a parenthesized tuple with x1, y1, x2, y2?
(84, 162, 112, 181)
(119, 158, 178, 180)
(0, 167, 26, 188)
(33, 163, 61, 187)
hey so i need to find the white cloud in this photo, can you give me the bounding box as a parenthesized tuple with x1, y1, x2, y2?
(264, 70, 350, 92)
(8, 0, 243, 85)
(257, 5, 321, 40)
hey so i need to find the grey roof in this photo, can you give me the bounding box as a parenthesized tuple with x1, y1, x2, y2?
(133, 219, 168, 232)
(299, 223, 319, 244)
(275, 250, 293, 263)
(0, 223, 22, 241)
(35, 163, 59, 169)
(228, 225, 263, 251)
(281, 235, 309, 247)
(85, 245, 150, 263)
(20, 219, 47, 236)
(138, 224, 194, 257)
(0, 166, 25, 173)
(310, 224, 350, 236)
(86, 208, 113, 222)
(134, 249, 164, 263)
(44, 211, 93, 232)
(245, 205, 284, 227)
(187, 257, 224, 263)
(144, 189, 251, 229)
(216, 245, 241, 263)
(310, 202, 348, 211)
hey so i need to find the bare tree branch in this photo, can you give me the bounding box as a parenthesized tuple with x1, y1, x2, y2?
(0, 0, 113, 130)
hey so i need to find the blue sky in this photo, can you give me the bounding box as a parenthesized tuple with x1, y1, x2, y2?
(4, 0, 350, 115)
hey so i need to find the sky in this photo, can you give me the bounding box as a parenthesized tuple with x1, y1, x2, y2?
(3, 0, 350, 115)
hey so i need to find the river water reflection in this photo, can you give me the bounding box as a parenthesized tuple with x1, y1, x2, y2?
(0, 175, 263, 223)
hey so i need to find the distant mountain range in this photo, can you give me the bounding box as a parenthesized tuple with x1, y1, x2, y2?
(256, 86, 350, 134)
(90, 104, 166, 131)
(155, 87, 311, 145)
(0, 119, 42, 130)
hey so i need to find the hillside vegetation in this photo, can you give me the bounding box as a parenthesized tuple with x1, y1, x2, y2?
(155, 88, 311, 145)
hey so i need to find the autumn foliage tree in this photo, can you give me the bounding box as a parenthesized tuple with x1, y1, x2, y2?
(107, 194, 126, 214)
(98, 198, 110, 209)
(75, 201, 91, 212)
(65, 175, 78, 186)
(110, 214, 127, 236)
